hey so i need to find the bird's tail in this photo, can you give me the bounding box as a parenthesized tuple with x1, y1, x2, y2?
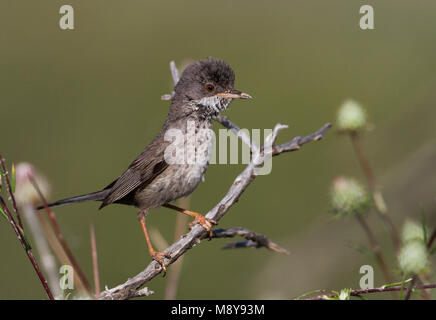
(36, 190, 109, 211)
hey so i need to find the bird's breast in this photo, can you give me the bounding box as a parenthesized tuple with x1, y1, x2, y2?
(136, 119, 214, 210)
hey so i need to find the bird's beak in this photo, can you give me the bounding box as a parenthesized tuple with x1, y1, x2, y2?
(217, 89, 252, 99)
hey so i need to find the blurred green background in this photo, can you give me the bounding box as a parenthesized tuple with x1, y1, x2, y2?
(1, 0, 436, 299)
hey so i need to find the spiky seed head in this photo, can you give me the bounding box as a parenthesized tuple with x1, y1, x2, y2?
(330, 176, 371, 218)
(337, 99, 367, 132)
(398, 241, 429, 275)
(402, 220, 426, 244)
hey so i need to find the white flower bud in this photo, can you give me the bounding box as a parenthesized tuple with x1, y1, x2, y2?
(402, 220, 426, 244)
(330, 177, 370, 218)
(398, 241, 429, 275)
(14, 162, 50, 207)
(337, 99, 367, 132)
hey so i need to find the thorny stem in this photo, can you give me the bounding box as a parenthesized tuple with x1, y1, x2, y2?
(303, 282, 436, 300)
(0, 155, 23, 229)
(0, 197, 54, 300)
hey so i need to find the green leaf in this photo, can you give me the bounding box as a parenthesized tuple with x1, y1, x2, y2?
(325, 291, 340, 300)
(381, 278, 412, 289)
(0, 206, 8, 221)
(399, 274, 410, 300)
(294, 289, 324, 300)
(11, 163, 16, 194)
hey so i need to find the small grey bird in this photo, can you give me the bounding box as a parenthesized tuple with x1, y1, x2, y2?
(38, 58, 251, 271)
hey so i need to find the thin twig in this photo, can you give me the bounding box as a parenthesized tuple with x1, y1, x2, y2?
(356, 215, 392, 284)
(99, 122, 331, 300)
(0, 155, 23, 229)
(22, 204, 62, 298)
(213, 114, 259, 153)
(349, 132, 400, 252)
(427, 228, 436, 250)
(212, 227, 290, 254)
(170, 60, 180, 86)
(0, 196, 54, 299)
(98, 60, 331, 300)
(164, 197, 189, 300)
(161, 60, 180, 100)
(30, 177, 93, 295)
(34, 208, 88, 293)
(302, 282, 436, 300)
(90, 222, 100, 298)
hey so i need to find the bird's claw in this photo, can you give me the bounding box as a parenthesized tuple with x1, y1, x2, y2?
(151, 251, 171, 275)
(189, 215, 217, 238)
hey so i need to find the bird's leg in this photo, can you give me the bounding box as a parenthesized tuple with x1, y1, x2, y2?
(137, 211, 171, 274)
(163, 204, 217, 238)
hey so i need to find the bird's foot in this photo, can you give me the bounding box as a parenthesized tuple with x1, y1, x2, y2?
(150, 251, 171, 274)
(189, 214, 217, 238)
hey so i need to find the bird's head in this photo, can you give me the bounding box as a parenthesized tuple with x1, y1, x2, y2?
(173, 58, 251, 116)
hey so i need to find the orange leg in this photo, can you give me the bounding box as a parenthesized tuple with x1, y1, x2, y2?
(138, 211, 171, 273)
(163, 204, 217, 238)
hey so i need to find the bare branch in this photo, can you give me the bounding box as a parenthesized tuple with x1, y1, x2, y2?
(22, 205, 62, 298)
(213, 114, 259, 153)
(161, 60, 180, 101)
(212, 227, 290, 254)
(164, 197, 190, 300)
(272, 122, 332, 155)
(301, 282, 436, 300)
(0, 196, 54, 299)
(170, 61, 180, 85)
(99, 121, 330, 300)
(98, 60, 331, 300)
(0, 155, 23, 229)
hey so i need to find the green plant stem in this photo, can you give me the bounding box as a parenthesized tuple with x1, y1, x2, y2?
(349, 132, 400, 252)
(303, 282, 436, 300)
(356, 215, 392, 284)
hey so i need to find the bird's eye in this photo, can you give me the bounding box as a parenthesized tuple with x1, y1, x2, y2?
(205, 83, 216, 93)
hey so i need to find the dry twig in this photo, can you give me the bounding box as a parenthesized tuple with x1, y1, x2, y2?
(96, 60, 331, 299)
(99, 121, 330, 299)
(30, 177, 93, 295)
(302, 282, 436, 300)
(212, 227, 290, 254)
(0, 196, 54, 299)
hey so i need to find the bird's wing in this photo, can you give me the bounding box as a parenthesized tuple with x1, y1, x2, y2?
(99, 140, 169, 209)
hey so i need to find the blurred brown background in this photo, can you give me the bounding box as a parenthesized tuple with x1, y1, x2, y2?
(1, 0, 436, 299)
